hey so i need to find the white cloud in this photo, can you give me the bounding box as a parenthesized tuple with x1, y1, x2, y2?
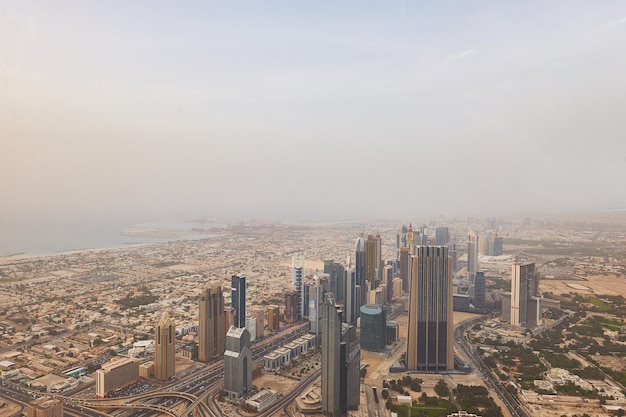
(448, 49, 477, 61)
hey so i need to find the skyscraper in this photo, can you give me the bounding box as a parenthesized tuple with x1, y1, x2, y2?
(223, 326, 253, 399)
(328, 263, 345, 304)
(155, 311, 175, 380)
(400, 247, 410, 292)
(467, 227, 478, 280)
(435, 227, 450, 246)
(292, 255, 304, 319)
(365, 234, 382, 290)
(396, 224, 408, 260)
(321, 294, 341, 417)
(267, 305, 280, 331)
(199, 285, 226, 363)
(231, 274, 246, 329)
(360, 304, 387, 352)
(309, 276, 325, 341)
(284, 292, 299, 324)
(355, 235, 366, 294)
(473, 271, 486, 309)
(510, 261, 538, 326)
(406, 246, 453, 372)
(344, 267, 357, 324)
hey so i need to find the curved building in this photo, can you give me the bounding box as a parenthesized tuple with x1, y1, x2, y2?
(359, 304, 387, 352)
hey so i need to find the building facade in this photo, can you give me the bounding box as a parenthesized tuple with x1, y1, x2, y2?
(359, 304, 387, 352)
(199, 285, 225, 363)
(223, 326, 253, 399)
(406, 246, 454, 371)
(155, 311, 175, 380)
(321, 295, 341, 417)
(231, 274, 247, 329)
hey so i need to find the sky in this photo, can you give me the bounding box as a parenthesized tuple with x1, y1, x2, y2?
(2, 0, 626, 228)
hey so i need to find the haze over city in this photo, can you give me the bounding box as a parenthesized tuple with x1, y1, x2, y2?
(2, 1, 626, 254)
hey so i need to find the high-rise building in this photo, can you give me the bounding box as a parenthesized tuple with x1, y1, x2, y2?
(155, 311, 175, 380)
(309, 276, 325, 341)
(267, 305, 280, 331)
(223, 326, 253, 399)
(406, 224, 415, 252)
(245, 317, 257, 341)
(467, 227, 478, 280)
(198, 285, 225, 363)
(392, 277, 403, 299)
(323, 259, 335, 274)
(255, 309, 265, 339)
(26, 397, 64, 417)
(329, 263, 345, 304)
(383, 264, 394, 303)
(510, 261, 541, 326)
(365, 234, 382, 290)
(396, 225, 408, 260)
(231, 274, 246, 329)
(360, 304, 387, 352)
(344, 268, 357, 324)
(321, 295, 341, 417)
(284, 292, 299, 324)
(400, 247, 410, 292)
(435, 227, 450, 246)
(473, 271, 486, 309)
(293, 256, 304, 319)
(406, 246, 454, 372)
(355, 235, 366, 295)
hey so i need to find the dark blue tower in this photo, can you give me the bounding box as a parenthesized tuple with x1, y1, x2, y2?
(231, 274, 246, 328)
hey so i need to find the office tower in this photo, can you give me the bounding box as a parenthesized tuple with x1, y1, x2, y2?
(225, 308, 236, 330)
(400, 247, 410, 292)
(231, 274, 246, 328)
(329, 263, 345, 304)
(344, 268, 357, 324)
(267, 305, 280, 331)
(309, 276, 325, 341)
(302, 284, 310, 318)
(199, 285, 225, 363)
(323, 259, 335, 274)
(450, 244, 458, 271)
(223, 326, 253, 399)
(406, 246, 454, 372)
(354, 235, 366, 293)
(245, 317, 257, 341)
(435, 227, 450, 246)
(255, 309, 265, 339)
(155, 311, 175, 380)
(96, 358, 140, 397)
(479, 232, 504, 256)
(360, 304, 387, 352)
(467, 227, 478, 280)
(383, 264, 393, 303)
(26, 397, 64, 417)
(392, 277, 403, 299)
(396, 225, 408, 260)
(510, 261, 540, 326)
(321, 295, 341, 417)
(292, 256, 304, 319)
(365, 234, 381, 290)
(473, 271, 486, 309)
(284, 292, 299, 324)
(340, 323, 361, 412)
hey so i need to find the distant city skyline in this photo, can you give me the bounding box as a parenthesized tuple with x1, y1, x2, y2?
(2, 1, 626, 252)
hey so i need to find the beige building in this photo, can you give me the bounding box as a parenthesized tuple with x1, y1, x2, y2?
(267, 305, 279, 331)
(198, 285, 226, 363)
(155, 311, 175, 380)
(255, 309, 265, 339)
(25, 397, 63, 417)
(139, 361, 153, 378)
(392, 277, 403, 299)
(95, 357, 139, 397)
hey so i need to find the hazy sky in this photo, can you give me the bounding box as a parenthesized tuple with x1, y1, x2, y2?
(2, 1, 626, 223)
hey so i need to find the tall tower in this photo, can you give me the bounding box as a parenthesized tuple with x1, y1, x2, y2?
(321, 294, 341, 417)
(155, 311, 175, 380)
(292, 256, 304, 320)
(199, 285, 225, 363)
(223, 326, 253, 399)
(365, 235, 381, 291)
(406, 224, 415, 253)
(435, 227, 450, 246)
(284, 292, 299, 324)
(231, 274, 246, 329)
(344, 267, 357, 324)
(467, 227, 478, 280)
(473, 271, 486, 309)
(354, 235, 366, 295)
(406, 246, 453, 372)
(511, 261, 535, 326)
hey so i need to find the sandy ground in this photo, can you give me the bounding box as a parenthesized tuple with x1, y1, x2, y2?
(253, 373, 300, 396)
(540, 274, 626, 297)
